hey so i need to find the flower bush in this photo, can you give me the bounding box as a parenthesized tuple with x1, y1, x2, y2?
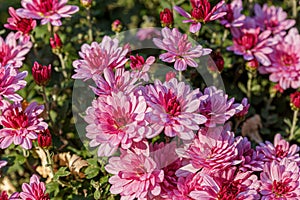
(0, 0, 300, 199)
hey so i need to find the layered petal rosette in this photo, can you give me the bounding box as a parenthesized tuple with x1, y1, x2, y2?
(142, 78, 207, 140)
(153, 27, 211, 71)
(19, 174, 49, 200)
(16, 0, 79, 26)
(219, 0, 246, 28)
(84, 91, 152, 157)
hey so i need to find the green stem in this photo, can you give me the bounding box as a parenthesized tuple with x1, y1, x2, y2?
(247, 71, 253, 100)
(86, 7, 93, 42)
(41, 86, 55, 130)
(289, 109, 299, 140)
(57, 53, 68, 78)
(44, 148, 54, 180)
(178, 71, 182, 81)
(291, 0, 298, 18)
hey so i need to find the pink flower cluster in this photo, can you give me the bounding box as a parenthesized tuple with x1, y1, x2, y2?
(223, 0, 300, 90)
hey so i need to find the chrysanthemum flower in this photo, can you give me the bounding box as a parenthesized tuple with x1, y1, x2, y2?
(219, 0, 246, 28)
(84, 91, 152, 157)
(72, 36, 128, 81)
(0, 64, 27, 104)
(130, 55, 155, 82)
(260, 158, 300, 199)
(174, 0, 226, 33)
(0, 191, 19, 200)
(105, 149, 164, 200)
(0, 102, 47, 149)
(0, 32, 32, 68)
(257, 133, 300, 165)
(259, 28, 300, 90)
(254, 4, 295, 35)
(198, 86, 241, 127)
(19, 174, 49, 200)
(234, 97, 250, 118)
(16, 0, 79, 26)
(142, 78, 207, 140)
(153, 27, 211, 71)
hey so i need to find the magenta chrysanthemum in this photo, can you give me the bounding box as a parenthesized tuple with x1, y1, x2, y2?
(19, 174, 49, 200)
(254, 3, 295, 35)
(0, 32, 32, 68)
(84, 91, 152, 157)
(219, 0, 246, 28)
(72, 36, 128, 81)
(16, 0, 79, 26)
(142, 78, 207, 140)
(0, 102, 47, 149)
(259, 28, 300, 90)
(153, 27, 211, 71)
(260, 158, 300, 199)
(105, 149, 164, 200)
(0, 64, 27, 105)
(257, 133, 300, 165)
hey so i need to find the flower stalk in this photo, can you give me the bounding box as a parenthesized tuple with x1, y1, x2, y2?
(289, 109, 299, 140)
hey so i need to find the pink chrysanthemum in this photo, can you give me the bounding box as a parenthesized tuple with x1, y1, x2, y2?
(142, 78, 207, 140)
(0, 64, 27, 105)
(153, 27, 211, 71)
(72, 36, 128, 81)
(0, 102, 47, 149)
(84, 91, 152, 157)
(183, 127, 241, 172)
(254, 4, 295, 35)
(259, 28, 300, 90)
(0, 191, 19, 200)
(105, 149, 164, 200)
(190, 168, 260, 200)
(219, 0, 245, 28)
(198, 86, 242, 127)
(257, 133, 300, 165)
(19, 174, 49, 200)
(16, 0, 79, 26)
(260, 158, 300, 199)
(0, 32, 32, 68)
(227, 23, 276, 66)
(4, 7, 36, 41)
(174, 0, 226, 33)
(130, 55, 155, 82)
(136, 27, 161, 41)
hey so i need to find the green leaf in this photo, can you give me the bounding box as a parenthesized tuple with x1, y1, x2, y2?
(46, 181, 60, 196)
(53, 167, 70, 181)
(85, 166, 100, 179)
(94, 190, 101, 200)
(238, 82, 247, 94)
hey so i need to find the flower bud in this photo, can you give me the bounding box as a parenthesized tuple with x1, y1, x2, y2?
(32, 62, 51, 86)
(246, 59, 259, 71)
(50, 33, 62, 54)
(130, 54, 145, 70)
(38, 129, 52, 148)
(166, 71, 176, 81)
(160, 8, 173, 28)
(290, 91, 300, 110)
(208, 51, 224, 72)
(80, 0, 92, 8)
(111, 19, 122, 33)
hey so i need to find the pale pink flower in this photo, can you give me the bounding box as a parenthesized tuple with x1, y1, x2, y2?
(198, 86, 241, 127)
(105, 149, 164, 200)
(153, 27, 211, 71)
(0, 32, 32, 68)
(254, 4, 295, 35)
(142, 78, 207, 140)
(174, 0, 226, 33)
(260, 158, 300, 199)
(136, 27, 161, 41)
(227, 26, 276, 66)
(16, 0, 79, 26)
(19, 174, 49, 200)
(257, 133, 300, 165)
(219, 0, 246, 28)
(84, 91, 152, 157)
(72, 36, 128, 81)
(259, 28, 300, 90)
(0, 102, 47, 149)
(0, 64, 27, 104)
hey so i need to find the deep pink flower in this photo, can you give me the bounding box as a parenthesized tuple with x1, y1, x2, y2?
(160, 8, 174, 28)
(254, 4, 295, 35)
(0, 102, 47, 149)
(32, 62, 51, 86)
(4, 7, 36, 39)
(257, 133, 300, 165)
(142, 78, 207, 140)
(259, 28, 300, 90)
(105, 149, 164, 199)
(219, 0, 246, 28)
(37, 129, 52, 148)
(260, 158, 300, 199)
(130, 55, 155, 81)
(153, 27, 211, 71)
(291, 91, 300, 110)
(0, 64, 27, 104)
(16, 0, 79, 26)
(0, 191, 19, 200)
(72, 36, 128, 81)
(50, 33, 62, 50)
(19, 174, 49, 200)
(165, 71, 176, 81)
(234, 97, 250, 118)
(84, 91, 152, 156)
(0, 32, 32, 68)
(174, 0, 226, 33)
(198, 86, 242, 127)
